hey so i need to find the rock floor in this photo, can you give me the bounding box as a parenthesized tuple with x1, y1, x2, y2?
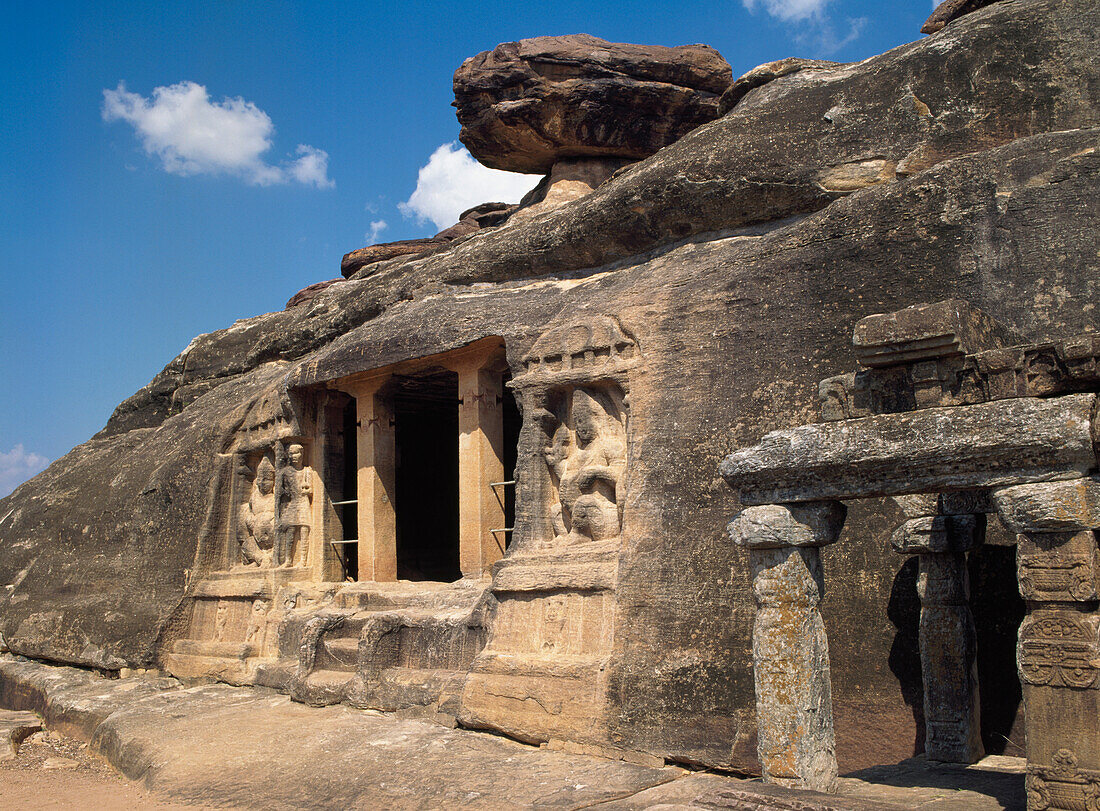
(0, 655, 1024, 810)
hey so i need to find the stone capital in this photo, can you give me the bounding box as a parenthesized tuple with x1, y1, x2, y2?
(891, 514, 983, 555)
(729, 501, 846, 550)
(993, 477, 1100, 534)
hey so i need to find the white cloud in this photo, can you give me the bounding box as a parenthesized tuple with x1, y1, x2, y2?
(399, 143, 536, 231)
(366, 220, 388, 243)
(743, 0, 830, 22)
(0, 445, 49, 499)
(102, 81, 334, 188)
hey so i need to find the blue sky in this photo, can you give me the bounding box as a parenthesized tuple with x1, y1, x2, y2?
(0, 0, 937, 495)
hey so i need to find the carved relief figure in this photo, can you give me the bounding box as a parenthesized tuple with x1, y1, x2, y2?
(238, 456, 276, 567)
(244, 599, 270, 646)
(278, 443, 313, 567)
(543, 387, 627, 545)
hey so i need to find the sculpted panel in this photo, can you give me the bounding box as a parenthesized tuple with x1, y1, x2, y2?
(543, 386, 627, 546)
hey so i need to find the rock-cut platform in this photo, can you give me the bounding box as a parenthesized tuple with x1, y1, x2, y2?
(0, 655, 1024, 809)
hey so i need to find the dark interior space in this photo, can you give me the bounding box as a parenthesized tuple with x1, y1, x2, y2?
(969, 543, 1026, 755)
(339, 397, 359, 580)
(393, 368, 461, 581)
(888, 537, 1028, 759)
(887, 556, 925, 756)
(502, 380, 521, 549)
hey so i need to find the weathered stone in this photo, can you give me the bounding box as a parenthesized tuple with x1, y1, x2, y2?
(853, 299, 1016, 369)
(890, 515, 983, 555)
(821, 329, 1100, 419)
(729, 502, 846, 549)
(340, 239, 442, 278)
(459, 201, 517, 228)
(750, 543, 838, 793)
(922, 0, 1004, 34)
(285, 278, 346, 310)
(718, 58, 845, 115)
(508, 157, 631, 222)
(2, 0, 1099, 780)
(453, 34, 731, 174)
(1017, 530, 1100, 603)
(0, 708, 41, 762)
(992, 478, 1100, 534)
(721, 394, 1097, 505)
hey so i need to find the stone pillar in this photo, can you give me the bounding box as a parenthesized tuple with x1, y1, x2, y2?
(993, 478, 1100, 811)
(352, 381, 397, 582)
(454, 363, 505, 578)
(892, 493, 986, 764)
(729, 501, 846, 793)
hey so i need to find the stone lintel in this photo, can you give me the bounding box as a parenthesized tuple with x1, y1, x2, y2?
(721, 394, 1096, 506)
(891, 514, 983, 555)
(992, 478, 1100, 534)
(728, 502, 846, 549)
(893, 490, 995, 519)
(853, 299, 1016, 369)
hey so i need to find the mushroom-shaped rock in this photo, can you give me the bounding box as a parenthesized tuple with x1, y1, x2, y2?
(453, 34, 732, 174)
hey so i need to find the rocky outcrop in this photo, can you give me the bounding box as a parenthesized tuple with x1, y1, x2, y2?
(922, 0, 1003, 34)
(1, 0, 1097, 775)
(453, 34, 731, 174)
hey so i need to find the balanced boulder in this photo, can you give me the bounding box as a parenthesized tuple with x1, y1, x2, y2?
(453, 34, 732, 174)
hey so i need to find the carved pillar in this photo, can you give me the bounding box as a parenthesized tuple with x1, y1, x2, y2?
(892, 493, 985, 763)
(993, 478, 1100, 811)
(350, 381, 397, 582)
(729, 501, 846, 793)
(454, 363, 505, 578)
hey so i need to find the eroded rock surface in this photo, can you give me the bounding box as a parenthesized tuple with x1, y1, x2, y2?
(0, 0, 1097, 776)
(453, 33, 731, 174)
(922, 0, 1004, 34)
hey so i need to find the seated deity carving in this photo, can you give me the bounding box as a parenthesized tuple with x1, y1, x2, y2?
(543, 387, 627, 546)
(277, 443, 312, 568)
(238, 456, 276, 567)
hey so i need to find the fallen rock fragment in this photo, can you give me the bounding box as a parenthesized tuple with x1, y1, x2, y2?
(922, 0, 1004, 33)
(285, 278, 346, 309)
(718, 57, 846, 114)
(453, 33, 732, 174)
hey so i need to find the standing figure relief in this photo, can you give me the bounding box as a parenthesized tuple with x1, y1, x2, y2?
(278, 442, 313, 568)
(543, 387, 627, 545)
(238, 456, 277, 567)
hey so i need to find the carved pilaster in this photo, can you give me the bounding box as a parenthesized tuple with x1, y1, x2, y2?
(729, 501, 846, 794)
(891, 496, 985, 764)
(993, 478, 1100, 811)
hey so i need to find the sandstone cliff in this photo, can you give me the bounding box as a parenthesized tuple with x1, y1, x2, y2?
(1, 0, 1096, 771)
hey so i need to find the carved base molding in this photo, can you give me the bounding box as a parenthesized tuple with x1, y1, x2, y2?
(1027, 750, 1100, 811)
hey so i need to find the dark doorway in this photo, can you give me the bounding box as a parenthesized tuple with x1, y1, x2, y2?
(393, 368, 461, 581)
(502, 380, 521, 549)
(339, 398, 359, 580)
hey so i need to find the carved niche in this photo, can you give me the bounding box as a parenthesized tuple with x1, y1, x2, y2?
(511, 316, 640, 550)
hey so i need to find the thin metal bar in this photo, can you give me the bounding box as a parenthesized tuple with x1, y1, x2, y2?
(488, 481, 516, 488)
(489, 528, 515, 534)
(329, 539, 359, 544)
(330, 499, 359, 506)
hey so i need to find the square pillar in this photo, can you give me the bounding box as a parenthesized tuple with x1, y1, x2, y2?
(350, 381, 397, 582)
(892, 493, 986, 764)
(993, 478, 1100, 811)
(729, 501, 846, 794)
(454, 364, 505, 578)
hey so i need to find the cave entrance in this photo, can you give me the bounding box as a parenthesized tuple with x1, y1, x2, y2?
(333, 337, 515, 582)
(393, 368, 461, 581)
